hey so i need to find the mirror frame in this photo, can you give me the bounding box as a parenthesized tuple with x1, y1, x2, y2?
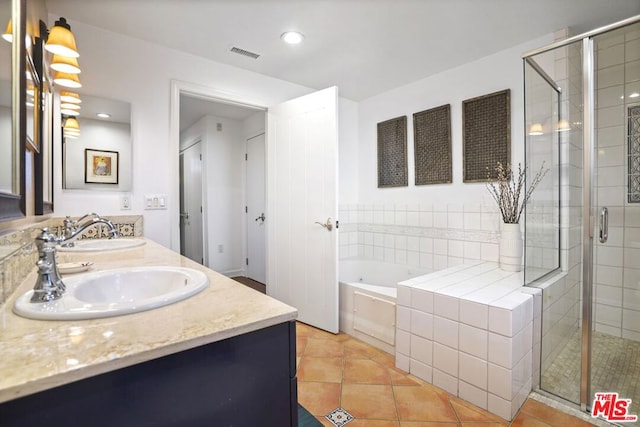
(34, 19, 51, 214)
(0, 0, 25, 221)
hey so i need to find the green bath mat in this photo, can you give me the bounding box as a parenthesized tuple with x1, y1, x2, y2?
(298, 403, 323, 427)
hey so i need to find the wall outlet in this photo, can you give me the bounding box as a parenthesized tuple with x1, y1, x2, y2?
(120, 195, 131, 210)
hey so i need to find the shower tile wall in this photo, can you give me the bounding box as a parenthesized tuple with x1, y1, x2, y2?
(339, 203, 501, 270)
(594, 26, 640, 342)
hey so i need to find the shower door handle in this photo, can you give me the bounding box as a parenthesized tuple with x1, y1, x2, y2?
(599, 207, 608, 243)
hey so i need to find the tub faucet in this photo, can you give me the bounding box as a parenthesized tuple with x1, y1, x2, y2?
(30, 218, 119, 303)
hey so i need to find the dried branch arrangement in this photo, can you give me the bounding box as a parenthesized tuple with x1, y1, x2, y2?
(486, 162, 548, 224)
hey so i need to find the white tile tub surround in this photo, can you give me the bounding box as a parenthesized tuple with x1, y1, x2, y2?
(395, 261, 536, 421)
(338, 204, 501, 269)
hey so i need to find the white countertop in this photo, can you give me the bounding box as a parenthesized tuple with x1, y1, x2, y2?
(0, 239, 297, 403)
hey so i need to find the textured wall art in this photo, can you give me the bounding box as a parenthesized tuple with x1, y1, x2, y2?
(629, 105, 640, 203)
(377, 116, 408, 188)
(462, 89, 511, 182)
(413, 104, 452, 185)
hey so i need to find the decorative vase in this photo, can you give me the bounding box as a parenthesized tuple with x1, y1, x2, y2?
(499, 222, 523, 272)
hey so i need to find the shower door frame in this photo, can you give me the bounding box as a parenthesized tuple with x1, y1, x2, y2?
(523, 14, 640, 412)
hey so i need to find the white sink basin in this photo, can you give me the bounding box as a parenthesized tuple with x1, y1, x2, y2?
(58, 238, 146, 252)
(13, 266, 209, 320)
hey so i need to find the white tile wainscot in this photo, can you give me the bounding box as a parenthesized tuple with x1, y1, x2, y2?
(395, 261, 538, 421)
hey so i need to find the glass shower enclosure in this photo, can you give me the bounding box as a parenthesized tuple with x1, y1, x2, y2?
(523, 16, 640, 424)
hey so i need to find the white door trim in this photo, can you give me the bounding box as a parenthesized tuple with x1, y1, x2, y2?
(169, 80, 267, 252)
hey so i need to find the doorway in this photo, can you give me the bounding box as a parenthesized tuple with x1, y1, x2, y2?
(178, 91, 265, 276)
(170, 81, 340, 333)
(524, 17, 640, 423)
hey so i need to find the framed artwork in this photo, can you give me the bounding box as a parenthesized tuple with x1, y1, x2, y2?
(85, 148, 119, 184)
(377, 115, 408, 188)
(462, 89, 511, 182)
(413, 104, 452, 185)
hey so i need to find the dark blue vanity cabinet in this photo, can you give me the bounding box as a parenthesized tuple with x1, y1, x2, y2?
(0, 321, 298, 427)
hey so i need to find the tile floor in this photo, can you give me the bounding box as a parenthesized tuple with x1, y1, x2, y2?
(296, 322, 597, 427)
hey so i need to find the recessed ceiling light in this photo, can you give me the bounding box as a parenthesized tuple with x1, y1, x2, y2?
(630, 92, 640, 98)
(281, 31, 304, 45)
(97, 113, 111, 119)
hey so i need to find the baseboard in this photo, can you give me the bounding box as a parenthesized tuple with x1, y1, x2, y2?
(221, 268, 245, 277)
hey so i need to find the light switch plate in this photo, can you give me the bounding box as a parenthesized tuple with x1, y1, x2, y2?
(144, 194, 168, 210)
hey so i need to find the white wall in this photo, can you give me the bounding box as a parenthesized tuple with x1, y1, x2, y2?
(63, 118, 132, 190)
(52, 18, 314, 247)
(356, 34, 554, 206)
(203, 115, 244, 275)
(339, 98, 359, 204)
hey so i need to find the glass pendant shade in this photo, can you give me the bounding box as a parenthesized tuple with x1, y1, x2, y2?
(53, 71, 82, 88)
(60, 102, 80, 110)
(63, 117, 80, 131)
(557, 119, 571, 132)
(51, 54, 81, 74)
(60, 91, 81, 104)
(61, 108, 80, 116)
(45, 18, 79, 58)
(528, 123, 543, 136)
(2, 19, 12, 43)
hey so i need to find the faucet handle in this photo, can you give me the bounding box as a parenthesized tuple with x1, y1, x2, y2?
(37, 227, 63, 245)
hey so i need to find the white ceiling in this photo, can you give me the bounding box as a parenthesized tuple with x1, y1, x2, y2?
(44, 0, 640, 127)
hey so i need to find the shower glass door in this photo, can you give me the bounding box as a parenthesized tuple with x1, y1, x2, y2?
(590, 22, 640, 425)
(525, 36, 584, 407)
(525, 17, 640, 424)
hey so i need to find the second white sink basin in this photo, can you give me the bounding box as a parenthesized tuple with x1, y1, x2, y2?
(13, 266, 209, 320)
(57, 238, 146, 252)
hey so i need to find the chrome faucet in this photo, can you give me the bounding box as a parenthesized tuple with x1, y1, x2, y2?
(31, 218, 119, 303)
(62, 213, 104, 246)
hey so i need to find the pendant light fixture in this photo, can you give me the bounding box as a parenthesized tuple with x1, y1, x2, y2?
(528, 123, 543, 136)
(63, 116, 80, 138)
(51, 54, 81, 74)
(2, 19, 11, 43)
(557, 119, 571, 132)
(53, 71, 82, 88)
(60, 91, 81, 104)
(45, 17, 79, 58)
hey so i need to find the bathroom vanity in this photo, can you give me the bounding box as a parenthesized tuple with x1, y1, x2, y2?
(0, 239, 298, 426)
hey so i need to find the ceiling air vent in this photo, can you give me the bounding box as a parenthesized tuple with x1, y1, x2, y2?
(230, 46, 260, 59)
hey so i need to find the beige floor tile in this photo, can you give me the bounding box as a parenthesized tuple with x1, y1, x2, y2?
(343, 358, 392, 384)
(304, 337, 344, 357)
(342, 383, 398, 420)
(298, 356, 343, 383)
(394, 385, 458, 422)
(297, 381, 341, 416)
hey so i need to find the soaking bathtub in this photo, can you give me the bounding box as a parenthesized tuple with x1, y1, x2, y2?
(339, 259, 431, 354)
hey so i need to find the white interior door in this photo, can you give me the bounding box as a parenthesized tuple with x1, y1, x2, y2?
(267, 86, 339, 333)
(246, 133, 266, 284)
(179, 141, 204, 264)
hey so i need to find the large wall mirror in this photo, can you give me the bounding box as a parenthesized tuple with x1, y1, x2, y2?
(62, 94, 132, 191)
(0, 0, 23, 220)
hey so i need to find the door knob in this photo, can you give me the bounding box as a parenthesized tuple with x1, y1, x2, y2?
(314, 217, 333, 231)
(255, 213, 266, 222)
(180, 212, 189, 219)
